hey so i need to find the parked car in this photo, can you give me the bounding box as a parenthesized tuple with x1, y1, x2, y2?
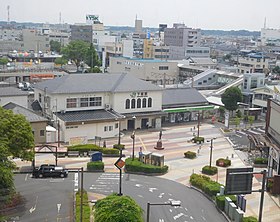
(32, 164, 68, 178)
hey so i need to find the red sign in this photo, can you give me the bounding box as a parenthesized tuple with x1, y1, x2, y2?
(115, 158, 125, 169)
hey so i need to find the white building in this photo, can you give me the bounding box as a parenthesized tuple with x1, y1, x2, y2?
(33, 73, 164, 143)
(0, 87, 29, 108)
(261, 28, 280, 46)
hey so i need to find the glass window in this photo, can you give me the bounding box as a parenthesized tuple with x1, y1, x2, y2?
(142, 98, 147, 108)
(115, 123, 119, 129)
(131, 99, 136, 108)
(40, 130, 45, 136)
(39, 93, 42, 103)
(109, 126, 113, 131)
(104, 126, 108, 132)
(148, 98, 152, 107)
(125, 99, 130, 109)
(80, 98, 89, 107)
(66, 98, 77, 108)
(137, 98, 141, 108)
(89, 97, 102, 106)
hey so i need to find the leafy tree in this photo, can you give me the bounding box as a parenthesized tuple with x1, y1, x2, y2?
(221, 87, 242, 115)
(94, 194, 143, 222)
(236, 110, 242, 118)
(235, 117, 241, 128)
(61, 40, 90, 72)
(248, 116, 254, 126)
(0, 107, 34, 210)
(50, 40, 61, 53)
(218, 106, 225, 117)
(0, 57, 9, 68)
(272, 66, 280, 75)
(85, 43, 101, 72)
(54, 57, 67, 68)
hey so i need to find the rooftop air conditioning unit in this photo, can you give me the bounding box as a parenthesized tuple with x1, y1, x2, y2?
(105, 104, 111, 110)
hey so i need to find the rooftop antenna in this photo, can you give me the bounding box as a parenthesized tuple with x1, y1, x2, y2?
(264, 17, 267, 29)
(59, 12, 62, 25)
(7, 5, 10, 24)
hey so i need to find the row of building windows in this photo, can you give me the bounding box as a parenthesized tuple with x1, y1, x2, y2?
(66, 97, 102, 108)
(125, 98, 152, 109)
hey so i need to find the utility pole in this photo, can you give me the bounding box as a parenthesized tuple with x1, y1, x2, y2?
(80, 167, 84, 222)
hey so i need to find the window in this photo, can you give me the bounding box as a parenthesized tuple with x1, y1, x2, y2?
(80, 98, 89, 107)
(40, 130, 45, 136)
(159, 66, 169, 70)
(148, 98, 152, 107)
(125, 99, 130, 109)
(115, 123, 119, 129)
(137, 98, 141, 108)
(131, 99, 136, 108)
(89, 97, 102, 106)
(104, 126, 108, 132)
(39, 93, 42, 103)
(142, 98, 147, 108)
(67, 98, 77, 108)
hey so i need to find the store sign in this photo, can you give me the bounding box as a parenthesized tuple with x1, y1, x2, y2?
(86, 14, 99, 21)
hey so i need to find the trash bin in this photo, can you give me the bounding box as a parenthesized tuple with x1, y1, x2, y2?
(91, 152, 102, 162)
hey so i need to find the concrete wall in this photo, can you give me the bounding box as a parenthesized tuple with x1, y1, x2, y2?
(32, 121, 47, 144)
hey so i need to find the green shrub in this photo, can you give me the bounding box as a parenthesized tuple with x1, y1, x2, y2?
(94, 194, 143, 222)
(216, 195, 236, 211)
(67, 144, 119, 155)
(76, 190, 90, 222)
(254, 157, 268, 165)
(113, 144, 125, 150)
(242, 216, 258, 222)
(202, 166, 218, 175)
(125, 158, 168, 174)
(216, 158, 231, 167)
(87, 161, 104, 171)
(184, 151, 196, 159)
(192, 136, 205, 144)
(190, 174, 221, 198)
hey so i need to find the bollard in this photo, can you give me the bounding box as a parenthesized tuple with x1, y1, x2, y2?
(225, 197, 233, 215)
(232, 153, 234, 158)
(234, 208, 244, 222)
(229, 202, 237, 220)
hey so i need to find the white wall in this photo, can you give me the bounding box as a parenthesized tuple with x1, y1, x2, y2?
(0, 95, 28, 108)
(122, 40, 133, 58)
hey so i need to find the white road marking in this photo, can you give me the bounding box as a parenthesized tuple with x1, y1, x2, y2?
(135, 184, 142, 187)
(149, 188, 158, 192)
(173, 213, 184, 220)
(57, 203, 61, 213)
(25, 174, 28, 181)
(159, 193, 164, 198)
(137, 195, 143, 198)
(159, 219, 164, 222)
(202, 216, 206, 221)
(247, 129, 259, 135)
(190, 216, 194, 220)
(185, 208, 188, 211)
(29, 196, 38, 214)
(169, 209, 172, 213)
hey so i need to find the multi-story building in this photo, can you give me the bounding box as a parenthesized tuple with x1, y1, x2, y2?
(108, 56, 178, 85)
(261, 28, 280, 46)
(22, 29, 50, 52)
(70, 24, 93, 43)
(237, 53, 269, 74)
(32, 73, 164, 143)
(49, 31, 70, 46)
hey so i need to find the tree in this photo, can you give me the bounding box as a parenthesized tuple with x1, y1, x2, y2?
(50, 40, 61, 53)
(54, 57, 67, 68)
(272, 66, 280, 75)
(94, 194, 143, 222)
(221, 87, 243, 115)
(0, 107, 34, 210)
(85, 43, 101, 72)
(0, 57, 9, 68)
(61, 40, 90, 72)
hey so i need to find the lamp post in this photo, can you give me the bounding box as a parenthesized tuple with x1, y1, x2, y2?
(146, 201, 181, 222)
(207, 138, 216, 168)
(131, 131, 135, 161)
(196, 112, 200, 138)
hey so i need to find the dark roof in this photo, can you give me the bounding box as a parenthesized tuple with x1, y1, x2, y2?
(0, 87, 29, 97)
(33, 73, 161, 94)
(162, 88, 208, 107)
(31, 100, 42, 111)
(56, 109, 124, 123)
(3, 102, 48, 122)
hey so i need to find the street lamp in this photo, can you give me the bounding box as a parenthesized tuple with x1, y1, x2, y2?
(131, 131, 135, 161)
(196, 112, 201, 138)
(207, 137, 216, 168)
(146, 201, 181, 222)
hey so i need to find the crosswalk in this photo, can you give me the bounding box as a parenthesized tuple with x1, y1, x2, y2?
(236, 126, 265, 137)
(89, 173, 122, 194)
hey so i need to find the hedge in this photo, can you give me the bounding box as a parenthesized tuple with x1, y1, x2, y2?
(254, 157, 268, 165)
(94, 194, 143, 222)
(190, 174, 221, 198)
(216, 158, 231, 167)
(184, 151, 196, 159)
(87, 161, 104, 171)
(67, 144, 119, 155)
(215, 195, 236, 211)
(242, 216, 258, 222)
(192, 136, 205, 144)
(202, 166, 218, 175)
(75, 190, 90, 222)
(113, 144, 125, 150)
(125, 158, 168, 174)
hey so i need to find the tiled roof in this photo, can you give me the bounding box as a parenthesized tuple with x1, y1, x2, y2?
(162, 88, 208, 107)
(56, 109, 124, 123)
(3, 102, 48, 122)
(0, 87, 29, 96)
(33, 73, 162, 94)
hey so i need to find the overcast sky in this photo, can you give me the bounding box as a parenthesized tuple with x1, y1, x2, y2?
(0, 0, 280, 30)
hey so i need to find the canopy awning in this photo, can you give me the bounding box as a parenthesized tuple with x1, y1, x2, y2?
(46, 125, 57, 132)
(163, 105, 215, 113)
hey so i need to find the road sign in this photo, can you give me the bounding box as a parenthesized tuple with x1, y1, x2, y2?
(225, 168, 253, 195)
(114, 158, 125, 170)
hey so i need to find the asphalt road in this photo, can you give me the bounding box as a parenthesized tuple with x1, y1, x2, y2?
(13, 172, 226, 222)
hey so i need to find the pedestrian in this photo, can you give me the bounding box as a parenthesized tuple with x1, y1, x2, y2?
(194, 126, 196, 130)
(190, 127, 193, 132)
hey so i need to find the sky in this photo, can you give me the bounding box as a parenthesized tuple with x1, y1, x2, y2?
(0, 0, 280, 31)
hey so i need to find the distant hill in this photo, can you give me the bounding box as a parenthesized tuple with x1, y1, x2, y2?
(202, 29, 260, 37)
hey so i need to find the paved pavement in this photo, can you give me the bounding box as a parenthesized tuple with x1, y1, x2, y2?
(14, 122, 280, 222)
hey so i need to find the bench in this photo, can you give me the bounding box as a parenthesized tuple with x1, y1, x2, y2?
(67, 151, 79, 157)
